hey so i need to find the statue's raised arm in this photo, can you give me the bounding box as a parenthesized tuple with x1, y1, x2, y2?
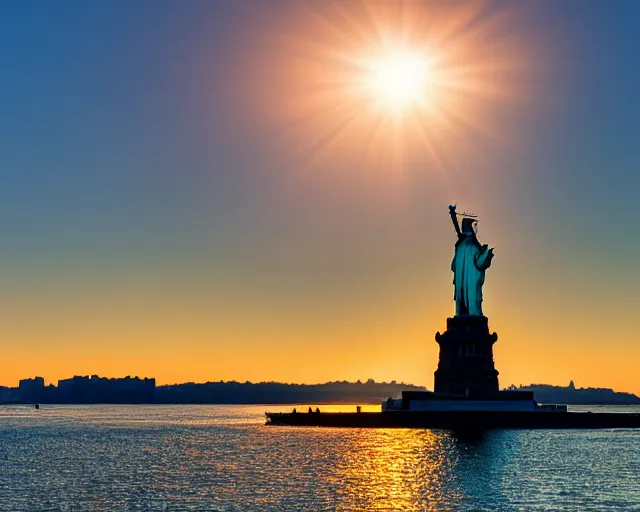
(448, 204, 462, 238)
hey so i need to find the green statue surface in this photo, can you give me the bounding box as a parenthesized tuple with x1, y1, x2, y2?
(449, 204, 494, 317)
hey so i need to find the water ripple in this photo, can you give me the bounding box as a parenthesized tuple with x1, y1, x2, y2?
(0, 405, 639, 511)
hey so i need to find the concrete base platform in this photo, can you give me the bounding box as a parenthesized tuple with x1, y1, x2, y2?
(265, 410, 640, 430)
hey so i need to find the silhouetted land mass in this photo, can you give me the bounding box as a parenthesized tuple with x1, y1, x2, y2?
(1, 376, 638, 405)
(507, 381, 640, 405)
(154, 379, 426, 404)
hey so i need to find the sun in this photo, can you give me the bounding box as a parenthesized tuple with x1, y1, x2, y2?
(363, 50, 435, 114)
(237, 0, 529, 173)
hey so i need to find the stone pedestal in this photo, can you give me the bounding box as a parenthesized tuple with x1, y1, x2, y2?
(434, 316, 499, 396)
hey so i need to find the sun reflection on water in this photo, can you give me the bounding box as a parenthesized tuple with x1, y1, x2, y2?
(330, 429, 459, 511)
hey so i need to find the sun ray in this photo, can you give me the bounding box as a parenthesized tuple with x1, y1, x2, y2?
(412, 112, 454, 182)
(298, 107, 362, 172)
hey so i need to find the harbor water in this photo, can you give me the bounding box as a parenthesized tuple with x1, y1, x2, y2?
(1, 404, 639, 511)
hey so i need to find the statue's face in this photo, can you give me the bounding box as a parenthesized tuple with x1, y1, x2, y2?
(461, 218, 478, 234)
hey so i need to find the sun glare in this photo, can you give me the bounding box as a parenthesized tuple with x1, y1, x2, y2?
(365, 51, 434, 113)
(242, 1, 529, 173)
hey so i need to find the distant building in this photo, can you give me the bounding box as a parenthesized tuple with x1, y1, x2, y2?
(0, 386, 19, 404)
(19, 377, 45, 403)
(56, 375, 155, 403)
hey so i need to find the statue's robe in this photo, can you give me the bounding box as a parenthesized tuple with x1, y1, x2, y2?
(451, 235, 493, 317)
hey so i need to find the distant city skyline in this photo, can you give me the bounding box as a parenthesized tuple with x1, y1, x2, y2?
(3, 374, 638, 406)
(2, 373, 634, 393)
(1, 1, 639, 394)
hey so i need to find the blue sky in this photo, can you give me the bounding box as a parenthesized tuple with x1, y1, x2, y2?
(0, 1, 639, 390)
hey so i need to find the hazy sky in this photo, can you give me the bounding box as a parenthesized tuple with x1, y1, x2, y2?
(1, 1, 639, 392)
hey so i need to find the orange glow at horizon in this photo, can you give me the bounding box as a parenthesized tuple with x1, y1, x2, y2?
(1, 277, 639, 395)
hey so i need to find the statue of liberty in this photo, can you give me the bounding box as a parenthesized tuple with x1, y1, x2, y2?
(448, 204, 494, 317)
